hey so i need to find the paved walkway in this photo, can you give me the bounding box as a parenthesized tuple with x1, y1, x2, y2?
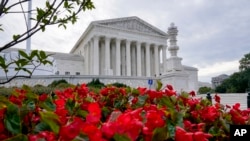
(195, 93, 249, 110)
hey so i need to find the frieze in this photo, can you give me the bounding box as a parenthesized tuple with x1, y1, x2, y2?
(98, 19, 166, 36)
(93, 26, 167, 45)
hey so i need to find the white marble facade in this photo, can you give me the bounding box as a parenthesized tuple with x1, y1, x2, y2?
(71, 16, 168, 77)
(1, 16, 199, 92)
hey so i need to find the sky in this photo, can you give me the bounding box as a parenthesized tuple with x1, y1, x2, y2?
(1, 0, 250, 83)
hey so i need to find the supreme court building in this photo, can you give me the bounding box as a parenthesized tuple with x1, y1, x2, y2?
(1, 16, 198, 92)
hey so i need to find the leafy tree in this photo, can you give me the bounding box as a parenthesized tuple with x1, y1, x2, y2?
(239, 52, 250, 71)
(0, 0, 94, 84)
(215, 69, 250, 93)
(198, 86, 213, 94)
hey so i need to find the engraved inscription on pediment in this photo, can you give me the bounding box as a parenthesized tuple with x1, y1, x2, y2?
(99, 20, 165, 36)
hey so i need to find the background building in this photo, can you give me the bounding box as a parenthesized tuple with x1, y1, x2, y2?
(211, 74, 229, 88)
(0, 17, 198, 92)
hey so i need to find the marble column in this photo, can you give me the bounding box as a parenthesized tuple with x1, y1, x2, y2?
(89, 41, 93, 74)
(116, 39, 121, 76)
(111, 41, 116, 75)
(121, 43, 126, 76)
(131, 44, 136, 76)
(126, 40, 131, 76)
(93, 36, 99, 75)
(100, 40, 105, 75)
(141, 46, 145, 76)
(84, 44, 89, 74)
(145, 43, 151, 77)
(154, 45, 159, 76)
(162, 45, 167, 73)
(136, 41, 142, 76)
(105, 37, 111, 75)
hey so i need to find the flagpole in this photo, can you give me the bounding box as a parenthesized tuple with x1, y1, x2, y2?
(26, 0, 32, 53)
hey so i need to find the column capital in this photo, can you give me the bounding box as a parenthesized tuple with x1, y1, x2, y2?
(104, 36, 111, 40)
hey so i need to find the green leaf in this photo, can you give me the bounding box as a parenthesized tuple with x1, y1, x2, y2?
(25, 100, 36, 111)
(39, 98, 56, 111)
(64, 0, 69, 8)
(39, 111, 60, 134)
(137, 95, 148, 106)
(156, 80, 163, 91)
(66, 98, 75, 115)
(113, 134, 131, 141)
(76, 109, 88, 118)
(53, 15, 57, 22)
(0, 96, 10, 109)
(0, 56, 7, 71)
(30, 50, 38, 59)
(152, 127, 168, 141)
(13, 34, 20, 41)
(34, 122, 50, 133)
(39, 51, 47, 59)
(21, 68, 32, 75)
(4, 104, 21, 135)
(18, 50, 29, 59)
(3, 134, 28, 141)
(167, 120, 176, 139)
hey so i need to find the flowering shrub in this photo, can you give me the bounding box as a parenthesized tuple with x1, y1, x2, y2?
(0, 83, 250, 141)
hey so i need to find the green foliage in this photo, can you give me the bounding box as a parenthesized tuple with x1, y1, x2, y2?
(198, 86, 213, 94)
(87, 79, 105, 89)
(239, 52, 250, 71)
(0, 0, 95, 84)
(0, 87, 13, 96)
(0, 50, 53, 84)
(109, 82, 128, 88)
(4, 104, 21, 134)
(31, 86, 53, 95)
(48, 79, 68, 88)
(215, 69, 250, 93)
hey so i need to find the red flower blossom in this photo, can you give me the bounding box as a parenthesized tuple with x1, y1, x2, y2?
(39, 94, 48, 101)
(189, 91, 196, 97)
(137, 87, 147, 95)
(214, 94, 220, 103)
(59, 117, 85, 141)
(200, 106, 220, 122)
(164, 84, 176, 96)
(175, 126, 212, 141)
(28, 131, 56, 141)
(82, 123, 104, 141)
(86, 102, 101, 124)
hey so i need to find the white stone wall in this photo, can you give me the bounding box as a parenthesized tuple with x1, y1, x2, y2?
(56, 59, 84, 75)
(0, 75, 154, 88)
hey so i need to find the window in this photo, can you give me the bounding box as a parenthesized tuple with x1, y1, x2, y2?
(65, 71, 70, 75)
(76, 72, 80, 75)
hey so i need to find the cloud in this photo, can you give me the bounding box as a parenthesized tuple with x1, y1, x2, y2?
(194, 60, 239, 82)
(1, 0, 250, 83)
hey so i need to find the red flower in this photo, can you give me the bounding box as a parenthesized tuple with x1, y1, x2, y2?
(189, 91, 196, 97)
(145, 110, 165, 129)
(214, 94, 220, 103)
(82, 124, 104, 141)
(132, 97, 138, 104)
(101, 122, 116, 139)
(164, 84, 176, 96)
(86, 102, 101, 124)
(39, 94, 48, 101)
(28, 131, 56, 141)
(137, 87, 147, 95)
(193, 131, 212, 141)
(59, 117, 84, 141)
(175, 126, 212, 141)
(200, 106, 220, 122)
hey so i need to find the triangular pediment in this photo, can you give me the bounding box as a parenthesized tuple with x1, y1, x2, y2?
(93, 16, 167, 36)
